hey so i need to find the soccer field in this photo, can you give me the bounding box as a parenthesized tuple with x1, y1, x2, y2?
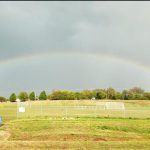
(0, 100, 150, 149)
(0, 100, 150, 122)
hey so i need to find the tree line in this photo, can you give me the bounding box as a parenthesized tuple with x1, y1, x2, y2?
(0, 87, 150, 102)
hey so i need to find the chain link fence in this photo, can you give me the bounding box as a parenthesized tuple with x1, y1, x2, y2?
(0, 101, 150, 122)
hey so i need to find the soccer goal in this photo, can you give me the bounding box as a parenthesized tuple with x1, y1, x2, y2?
(105, 102, 125, 117)
(105, 102, 125, 110)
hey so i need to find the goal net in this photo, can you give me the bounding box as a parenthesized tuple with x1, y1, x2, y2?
(105, 102, 125, 110)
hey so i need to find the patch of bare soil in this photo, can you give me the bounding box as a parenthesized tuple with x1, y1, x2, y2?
(0, 131, 10, 140)
(19, 133, 108, 141)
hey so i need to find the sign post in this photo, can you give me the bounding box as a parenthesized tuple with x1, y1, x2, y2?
(16, 99, 26, 119)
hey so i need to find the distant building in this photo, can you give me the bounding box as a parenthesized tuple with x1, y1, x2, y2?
(16, 98, 20, 102)
(91, 97, 95, 100)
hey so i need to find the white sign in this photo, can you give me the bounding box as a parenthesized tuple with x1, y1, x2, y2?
(19, 106, 25, 113)
(105, 102, 125, 110)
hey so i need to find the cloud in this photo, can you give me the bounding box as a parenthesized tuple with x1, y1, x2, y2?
(0, 2, 150, 66)
(0, 52, 150, 96)
(0, 1, 150, 95)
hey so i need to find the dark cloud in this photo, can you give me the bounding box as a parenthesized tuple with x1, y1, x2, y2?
(0, 53, 150, 96)
(0, 2, 150, 95)
(0, 2, 149, 66)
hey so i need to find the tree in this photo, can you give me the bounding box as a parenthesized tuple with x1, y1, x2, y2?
(115, 92, 122, 100)
(129, 87, 144, 94)
(74, 92, 81, 100)
(39, 91, 47, 100)
(122, 90, 129, 100)
(80, 90, 94, 99)
(144, 92, 150, 100)
(9, 93, 17, 102)
(93, 89, 106, 99)
(48, 90, 62, 100)
(106, 87, 116, 99)
(48, 90, 76, 100)
(29, 91, 36, 101)
(129, 87, 145, 100)
(18, 92, 28, 102)
(64, 91, 76, 100)
(0, 96, 6, 102)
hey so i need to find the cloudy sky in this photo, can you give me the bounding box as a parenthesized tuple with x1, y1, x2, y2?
(0, 1, 150, 96)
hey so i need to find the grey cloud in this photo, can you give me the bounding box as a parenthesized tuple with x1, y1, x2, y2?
(0, 1, 150, 96)
(0, 53, 150, 96)
(0, 2, 150, 68)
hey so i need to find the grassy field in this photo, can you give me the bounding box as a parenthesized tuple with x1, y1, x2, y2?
(0, 100, 150, 122)
(0, 117, 150, 149)
(0, 100, 150, 149)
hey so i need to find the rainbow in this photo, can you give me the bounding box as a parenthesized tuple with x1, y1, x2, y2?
(0, 51, 150, 74)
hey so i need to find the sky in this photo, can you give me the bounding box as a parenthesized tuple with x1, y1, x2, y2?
(0, 1, 150, 96)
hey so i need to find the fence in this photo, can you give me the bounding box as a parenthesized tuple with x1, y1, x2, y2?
(0, 101, 150, 122)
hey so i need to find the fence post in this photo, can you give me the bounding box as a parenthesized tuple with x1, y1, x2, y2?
(95, 106, 97, 117)
(123, 109, 126, 118)
(65, 106, 68, 118)
(17, 102, 19, 119)
(41, 103, 43, 117)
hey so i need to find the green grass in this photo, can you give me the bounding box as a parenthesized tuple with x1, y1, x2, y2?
(0, 100, 150, 122)
(0, 100, 150, 149)
(0, 117, 150, 149)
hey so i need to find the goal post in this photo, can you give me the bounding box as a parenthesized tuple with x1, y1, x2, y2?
(105, 102, 125, 117)
(105, 102, 125, 110)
